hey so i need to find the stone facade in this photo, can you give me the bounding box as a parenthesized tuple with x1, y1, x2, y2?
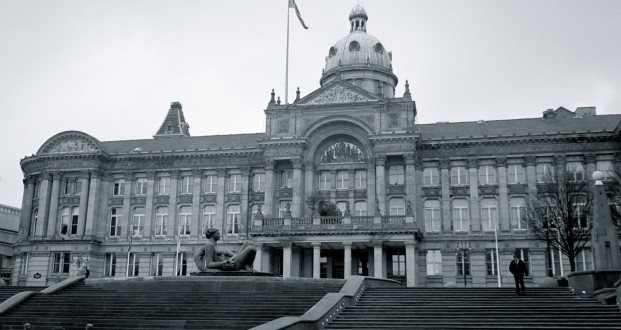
(13, 5, 621, 287)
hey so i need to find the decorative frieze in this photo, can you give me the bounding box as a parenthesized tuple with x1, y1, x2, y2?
(201, 195, 217, 204)
(421, 187, 441, 197)
(154, 196, 169, 205)
(336, 190, 349, 199)
(226, 194, 241, 203)
(388, 185, 405, 195)
(131, 197, 146, 205)
(507, 184, 528, 195)
(525, 156, 536, 167)
(108, 197, 124, 206)
(59, 196, 80, 205)
(249, 192, 264, 202)
(440, 159, 450, 170)
(467, 158, 478, 169)
(276, 188, 292, 198)
(478, 186, 498, 196)
(354, 190, 367, 199)
(536, 184, 556, 195)
(450, 186, 470, 196)
(176, 195, 193, 204)
(496, 157, 507, 167)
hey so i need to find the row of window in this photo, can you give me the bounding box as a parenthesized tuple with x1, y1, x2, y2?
(424, 198, 527, 232)
(426, 248, 593, 277)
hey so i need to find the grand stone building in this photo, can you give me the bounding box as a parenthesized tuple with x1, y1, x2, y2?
(13, 5, 621, 287)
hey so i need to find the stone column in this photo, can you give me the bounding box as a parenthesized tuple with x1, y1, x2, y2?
(144, 171, 156, 237)
(37, 173, 51, 238)
(304, 162, 315, 217)
(344, 242, 352, 279)
(240, 167, 250, 235)
(264, 160, 275, 217)
(585, 153, 596, 177)
(373, 240, 383, 278)
(192, 169, 202, 238)
(405, 241, 417, 287)
(525, 156, 537, 202)
(283, 242, 292, 278)
(291, 158, 304, 217)
(414, 160, 424, 226)
(169, 171, 180, 238)
(253, 243, 263, 272)
(85, 171, 101, 237)
(404, 153, 417, 203)
(468, 158, 480, 232)
(122, 172, 133, 238)
(215, 169, 226, 233)
(45, 171, 62, 238)
(18, 175, 36, 240)
(367, 158, 376, 215)
(440, 159, 451, 232)
(77, 171, 90, 237)
(312, 242, 321, 278)
(375, 155, 387, 215)
(496, 157, 510, 232)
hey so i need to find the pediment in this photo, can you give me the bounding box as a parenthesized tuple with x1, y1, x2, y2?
(37, 131, 103, 156)
(297, 81, 379, 106)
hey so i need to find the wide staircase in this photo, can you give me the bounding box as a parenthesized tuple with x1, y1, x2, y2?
(325, 287, 621, 329)
(0, 287, 46, 303)
(0, 281, 342, 329)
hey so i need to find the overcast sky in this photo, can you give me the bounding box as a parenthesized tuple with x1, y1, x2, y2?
(1, 0, 620, 208)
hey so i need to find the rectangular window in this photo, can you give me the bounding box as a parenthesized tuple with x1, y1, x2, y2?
(60, 207, 71, 235)
(515, 248, 530, 275)
(456, 251, 470, 276)
(228, 174, 241, 193)
(52, 252, 71, 274)
(279, 201, 290, 218)
(426, 250, 442, 276)
(179, 206, 192, 236)
(152, 253, 163, 276)
(355, 170, 367, 189)
(319, 172, 331, 190)
(450, 166, 468, 185)
(134, 178, 147, 196)
(452, 199, 469, 232)
(354, 201, 367, 216)
(132, 207, 145, 237)
(596, 160, 614, 180)
(252, 173, 266, 192)
(478, 165, 496, 185)
(226, 205, 240, 235)
(176, 252, 187, 276)
(336, 201, 347, 216)
(280, 170, 292, 188)
(423, 167, 439, 186)
(566, 162, 584, 182)
(33, 182, 39, 198)
(486, 249, 499, 276)
(31, 209, 38, 238)
(20, 253, 29, 275)
(551, 248, 562, 276)
(155, 207, 167, 236)
(157, 177, 170, 195)
(336, 171, 349, 190)
(388, 166, 405, 185)
(389, 198, 405, 216)
(127, 252, 139, 277)
(510, 198, 527, 230)
(574, 201, 588, 229)
(73, 179, 81, 195)
(104, 253, 116, 277)
(203, 175, 217, 194)
(536, 163, 554, 183)
(576, 249, 593, 271)
(112, 179, 125, 196)
(480, 199, 498, 232)
(70, 207, 79, 235)
(202, 205, 216, 232)
(251, 204, 263, 220)
(63, 178, 73, 195)
(507, 164, 525, 184)
(424, 200, 441, 232)
(391, 253, 405, 276)
(110, 207, 122, 237)
(180, 176, 193, 194)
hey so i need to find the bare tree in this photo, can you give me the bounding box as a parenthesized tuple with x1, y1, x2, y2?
(604, 163, 621, 227)
(526, 171, 593, 272)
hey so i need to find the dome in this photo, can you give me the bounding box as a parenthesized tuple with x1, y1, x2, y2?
(321, 5, 397, 98)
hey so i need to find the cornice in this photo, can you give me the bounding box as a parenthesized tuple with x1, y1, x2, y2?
(419, 133, 617, 150)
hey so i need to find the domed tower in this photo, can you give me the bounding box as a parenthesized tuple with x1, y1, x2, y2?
(321, 5, 398, 98)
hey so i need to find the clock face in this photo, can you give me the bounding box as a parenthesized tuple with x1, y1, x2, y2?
(349, 40, 360, 51)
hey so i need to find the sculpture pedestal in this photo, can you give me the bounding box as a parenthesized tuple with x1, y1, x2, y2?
(190, 271, 276, 277)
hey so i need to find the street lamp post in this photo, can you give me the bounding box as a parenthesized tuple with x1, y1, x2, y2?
(456, 241, 471, 287)
(544, 220, 553, 277)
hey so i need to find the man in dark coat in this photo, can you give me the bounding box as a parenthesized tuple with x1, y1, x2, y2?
(509, 255, 528, 295)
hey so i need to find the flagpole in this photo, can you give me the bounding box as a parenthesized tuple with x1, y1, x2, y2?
(285, 0, 291, 104)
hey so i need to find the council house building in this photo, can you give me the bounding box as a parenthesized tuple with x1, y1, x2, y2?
(13, 5, 621, 287)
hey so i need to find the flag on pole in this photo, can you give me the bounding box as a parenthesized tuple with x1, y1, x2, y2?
(289, 0, 308, 29)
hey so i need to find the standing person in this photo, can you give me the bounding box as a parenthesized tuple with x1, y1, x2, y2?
(509, 255, 528, 295)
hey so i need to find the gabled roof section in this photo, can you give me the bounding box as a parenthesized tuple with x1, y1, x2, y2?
(37, 131, 105, 156)
(101, 133, 264, 154)
(154, 102, 191, 139)
(417, 114, 621, 141)
(295, 80, 380, 106)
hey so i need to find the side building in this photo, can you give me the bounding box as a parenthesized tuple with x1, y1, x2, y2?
(14, 5, 621, 287)
(0, 204, 20, 284)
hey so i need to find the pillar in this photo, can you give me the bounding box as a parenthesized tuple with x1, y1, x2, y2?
(254, 243, 263, 272)
(497, 158, 510, 232)
(169, 171, 180, 237)
(367, 159, 376, 215)
(375, 155, 387, 215)
(144, 171, 156, 237)
(312, 242, 321, 278)
(85, 171, 101, 237)
(283, 242, 292, 278)
(404, 153, 416, 203)
(291, 158, 304, 217)
(77, 171, 90, 237)
(344, 242, 352, 279)
(373, 240, 383, 278)
(304, 162, 315, 217)
(264, 160, 275, 217)
(240, 167, 251, 235)
(525, 156, 537, 201)
(405, 241, 417, 287)
(18, 176, 36, 240)
(440, 159, 451, 232)
(192, 169, 202, 238)
(215, 169, 226, 233)
(122, 172, 133, 237)
(36, 173, 51, 238)
(45, 171, 61, 238)
(468, 159, 480, 232)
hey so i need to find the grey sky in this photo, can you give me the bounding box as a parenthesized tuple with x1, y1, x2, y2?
(1, 0, 620, 208)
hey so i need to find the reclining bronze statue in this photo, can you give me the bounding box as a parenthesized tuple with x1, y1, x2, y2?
(194, 228, 257, 272)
